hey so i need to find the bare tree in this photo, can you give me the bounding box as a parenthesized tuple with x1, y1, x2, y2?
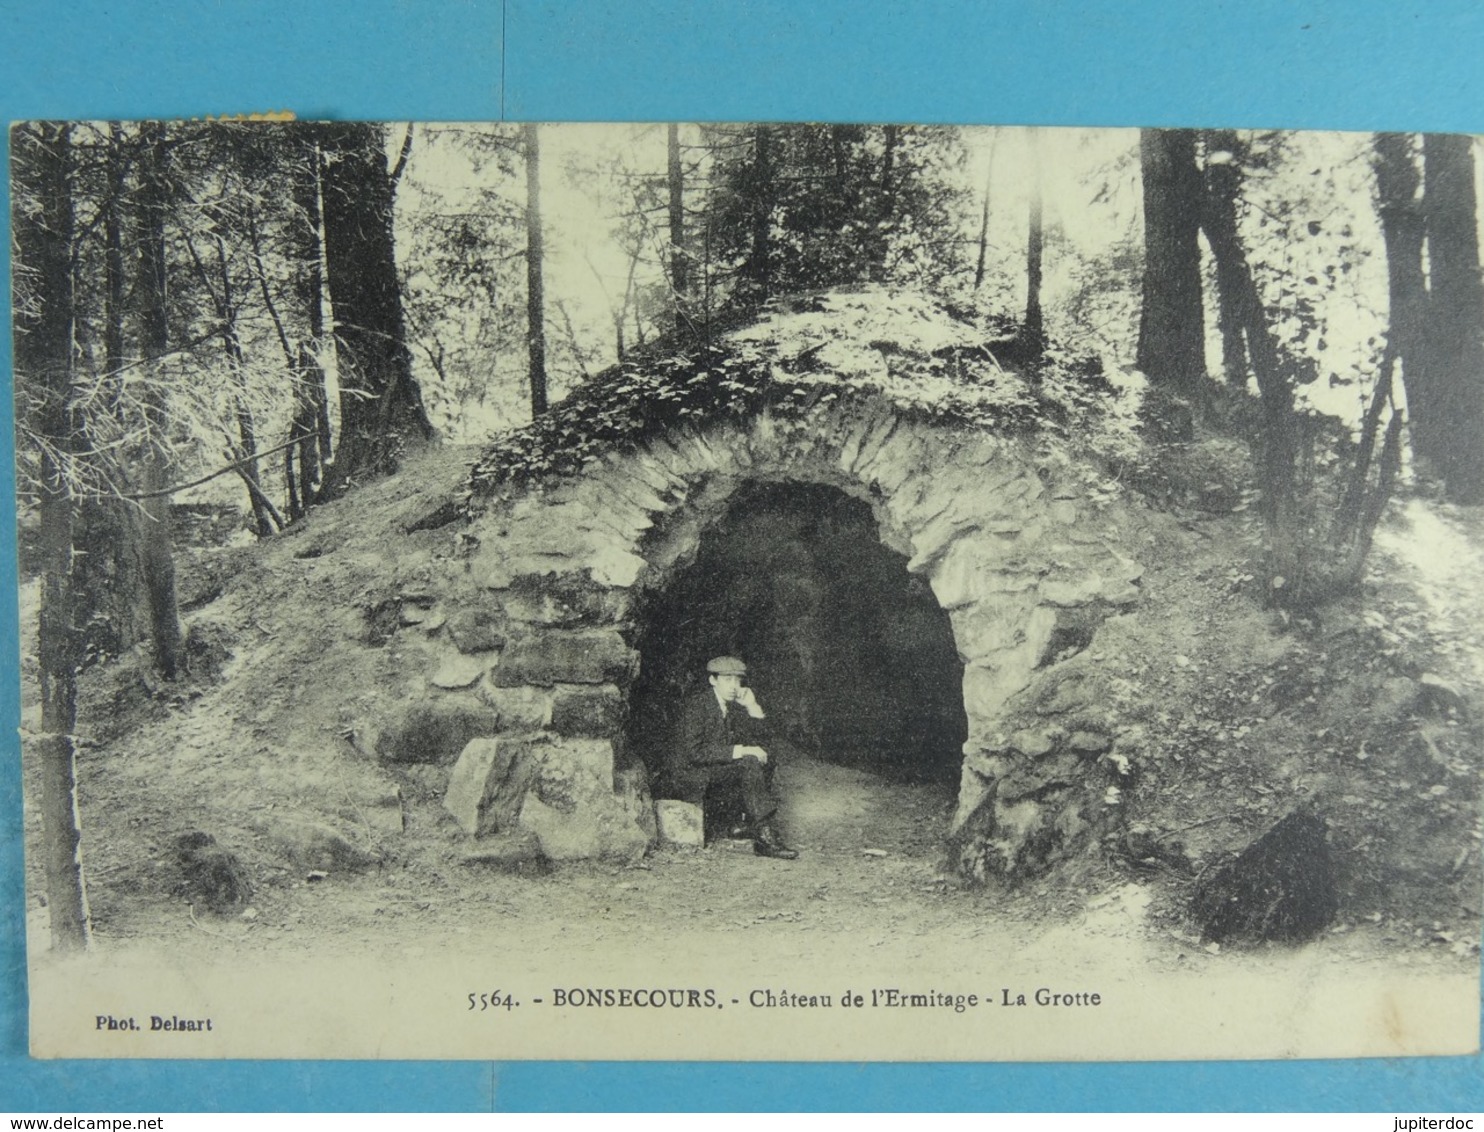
(667, 123, 689, 331)
(524, 122, 549, 417)
(134, 122, 183, 677)
(12, 122, 92, 951)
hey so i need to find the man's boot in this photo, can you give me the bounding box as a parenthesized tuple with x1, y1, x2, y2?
(753, 822, 798, 860)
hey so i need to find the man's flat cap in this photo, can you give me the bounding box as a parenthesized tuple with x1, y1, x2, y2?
(706, 655, 748, 675)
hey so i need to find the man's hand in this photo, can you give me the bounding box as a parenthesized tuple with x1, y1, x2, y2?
(732, 744, 769, 763)
(735, 686, 766, 719)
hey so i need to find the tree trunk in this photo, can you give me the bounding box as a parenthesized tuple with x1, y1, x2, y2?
(1420, 133, 1484, 502)
(212, 232, 278, 537)
(14, 123, 92, 951)
(103, 122, 127, 405)
(1203, 131, 1253, 388)
(1373, 132, 1432, 467)
(744, 125, 774, 299)
(289, 135, 332, 514)
(871, 125, 900, 282)
(318, 122, 432, 487)
(76, 122, 160, 664)
(524, 122, 549, 418)
(1136, 129, 1207, 400)
(1022, 128, 1045, 356)
(668, 123, 688, 331)
(973, 137, 995, 292)
(1198, 149, 1297, 529)
(133, 122, 183, 679)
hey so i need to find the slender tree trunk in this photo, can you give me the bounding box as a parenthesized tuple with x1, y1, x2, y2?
(212, 233, 277, 537)
(1198, 155, 1297, 529)
(871, 125, 900, 282)
(668, 123, 688, 331)
(78, 121, 157, 661)
(524, 122, 549, 418)
(1136, 129, 1207, 400)
(973, 137, 995, 291)
(1202, 131, 1252, 388)
(289, 136, 331, 512)
(135, 122, 183, 679)
(1022, 129, 1045, 355)
(318, 122, 432, 487)
(1421, 133, 1484, 502)
(103, 122, 127, 404)
(745, 125, 774, 299)
(15, 123, 92, 951)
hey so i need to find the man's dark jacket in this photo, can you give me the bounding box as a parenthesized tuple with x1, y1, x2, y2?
(663, 690, 777, 818)
(669, 690, 771, 772)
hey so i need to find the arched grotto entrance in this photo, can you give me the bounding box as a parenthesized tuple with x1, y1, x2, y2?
(625, 481, 968, 796)
(429, 396, 1143, 876)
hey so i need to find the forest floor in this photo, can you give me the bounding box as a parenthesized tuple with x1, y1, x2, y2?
(17, 443, 1484, 1015)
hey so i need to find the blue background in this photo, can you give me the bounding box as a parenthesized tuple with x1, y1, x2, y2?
(3, 0, 1483, 1111)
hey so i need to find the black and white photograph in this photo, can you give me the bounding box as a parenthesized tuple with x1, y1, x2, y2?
(12, 119, 1483, 1060)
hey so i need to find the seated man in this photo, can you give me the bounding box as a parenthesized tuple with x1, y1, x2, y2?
(666, 656, 798, 860)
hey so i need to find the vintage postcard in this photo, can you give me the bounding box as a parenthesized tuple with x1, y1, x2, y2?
(12, 120, 1481, 1059)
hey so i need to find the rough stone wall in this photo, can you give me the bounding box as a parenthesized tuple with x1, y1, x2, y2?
(389, 395, 1143, 881)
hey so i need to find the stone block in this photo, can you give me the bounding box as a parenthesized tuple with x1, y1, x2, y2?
(1032, 664, 1102, 717)
(962, 661, 1035, 726)
(1111, 555, 1145, 585)
(950, 764, 996, 835)
(950, 601, 1036, 663)
(997, 751, 1080, 801)
(443, 735, 544, 836)
(479, 684, 553, 729)
(1048, 500, 1079, 526)
(446, 609, 507, 654)
(500, 575, 611, 626)
(1039, 575, 1105, 608)
(589, 544, 647, 588)
(991, 798, 1050, 858)
(530, 737, 616, 812)
(519, 781, 649, 862)
(656, 800, 704, 848)
(1010, 728, 1058, 757)
(866, 428, 935, 495)
(460, 829, 551, 876)
(925, 539, 988, 610)
(376, 700, 501, 765)
(550, 684, 622, 737)
(430, 654, 489, 690)
(909, 512, 982, 576)
(996, 604, 1058, 676)
(492, 629, 635, 687)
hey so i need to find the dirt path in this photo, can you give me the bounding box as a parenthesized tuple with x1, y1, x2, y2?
(1375, 499, 1484, 689)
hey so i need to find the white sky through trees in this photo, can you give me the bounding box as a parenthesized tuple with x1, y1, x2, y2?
(390, 122, 1413, 444)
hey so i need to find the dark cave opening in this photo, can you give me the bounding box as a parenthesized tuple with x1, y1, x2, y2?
(627, 481, 967, 787)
